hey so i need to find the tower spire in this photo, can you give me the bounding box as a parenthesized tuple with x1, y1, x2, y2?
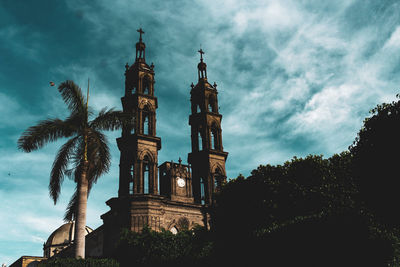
(197, 48, 207, 80)
(135, 28, 146, 62)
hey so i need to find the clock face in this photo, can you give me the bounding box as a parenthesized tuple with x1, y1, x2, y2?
(177, 177, 185, 188)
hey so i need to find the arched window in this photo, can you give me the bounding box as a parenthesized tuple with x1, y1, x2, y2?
(200, 177, 205, 205)
(143, 155, 150, 194)
(129, 164, 135, 194)
(177, 217, 189, 230)
(142, 106, 151, 135)
(210, 131, 214, 149)
(198, 131, 203, 151)
(143, 76, 151, 95)
(191, 102, 201, 114)
(214, 168, 223, 192)
(143, 114, 149, 135)
(130, 117, 135, 134)
(208, 96, 216, 113)
(211, 124, 219, 150)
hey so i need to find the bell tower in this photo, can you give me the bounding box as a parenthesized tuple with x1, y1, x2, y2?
(117, 28, 161, 197)
(188, 49, 228, 205)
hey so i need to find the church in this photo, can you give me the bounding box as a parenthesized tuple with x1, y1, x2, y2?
(10, 28, 228, 266)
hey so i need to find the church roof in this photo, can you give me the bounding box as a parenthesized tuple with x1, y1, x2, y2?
(45, 221, 93, 248)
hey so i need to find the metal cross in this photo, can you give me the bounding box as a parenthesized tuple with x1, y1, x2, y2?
(198, 48, 205, 60)
(137, 28, 145, 40)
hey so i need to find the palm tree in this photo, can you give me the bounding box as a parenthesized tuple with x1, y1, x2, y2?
(18, 80, 128, 259)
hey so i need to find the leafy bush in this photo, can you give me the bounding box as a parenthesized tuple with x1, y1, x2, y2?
(211, 153, 395, 266)
(212, 154, 358, 237)
(116, 226, 213, 267)
(38, 258, 119, 267)
(350, 95, 400, 227)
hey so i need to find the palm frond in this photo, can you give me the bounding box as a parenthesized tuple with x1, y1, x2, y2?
(49, 136, 79, 204)
(18, 118, 76, 152)
(64, 189, 77, 221)
(64, 112, 86, 130)
(67, 129, 110, 184)
(63, 130, 110, 221)
(58, 80, 86, 115)
(63, 182, 93, 222)
(64, 167, 75, 180)
(70, 138, 85, 175)
(86, 129, 111, 184)
(90, 108, 131, 131)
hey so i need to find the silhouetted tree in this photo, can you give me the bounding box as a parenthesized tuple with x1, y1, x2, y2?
(211, 154, 393, 266)
(213, 155, 357, 235)
(350, 94, 400, 228)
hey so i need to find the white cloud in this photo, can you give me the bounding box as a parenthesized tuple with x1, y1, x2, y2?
(384, 26, 400, 49)
(90, 92, 121, 112)
(287, 83, 363, 147)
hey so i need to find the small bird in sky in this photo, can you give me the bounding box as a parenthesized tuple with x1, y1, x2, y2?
(49, 81, 55, 86)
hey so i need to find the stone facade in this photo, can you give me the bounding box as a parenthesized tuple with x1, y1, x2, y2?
(101, 195, 207, 256)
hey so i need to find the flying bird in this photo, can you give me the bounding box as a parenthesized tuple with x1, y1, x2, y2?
(50, 81, 55, 86)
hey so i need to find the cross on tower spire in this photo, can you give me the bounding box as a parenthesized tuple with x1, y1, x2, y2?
(198, 48, 205, 61)
(137, 28, 145, 41)
(197, 48, 207, 79)
(135, 28, 146, 62)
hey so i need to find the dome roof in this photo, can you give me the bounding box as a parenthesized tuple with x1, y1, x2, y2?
(197, 61, 207, 71)
(192, 79, 215, 92)
(45, 221, 93, 247)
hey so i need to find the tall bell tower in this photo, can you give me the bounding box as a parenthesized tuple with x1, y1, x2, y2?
(101, 29, 163, 255)
(188, 49, 228, 205)
(117, 28, 161, 197)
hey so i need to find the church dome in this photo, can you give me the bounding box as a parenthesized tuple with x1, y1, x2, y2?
(197, 61, 207, 71)
(43, 221, 92, 257)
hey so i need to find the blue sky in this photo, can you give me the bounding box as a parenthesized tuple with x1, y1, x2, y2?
(1, 0, 400, 264)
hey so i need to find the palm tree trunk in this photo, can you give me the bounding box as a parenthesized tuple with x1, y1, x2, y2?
(74, 160, 89, 259)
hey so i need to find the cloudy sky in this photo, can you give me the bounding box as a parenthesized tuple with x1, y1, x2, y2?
(1, 0, 400, 264)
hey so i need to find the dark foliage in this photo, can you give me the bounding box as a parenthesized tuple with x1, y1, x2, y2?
(115, 226, 213, 267)
(212, 154, 357, 236)
(350, 95, 400, 227)
(211, 154, 394, 266)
